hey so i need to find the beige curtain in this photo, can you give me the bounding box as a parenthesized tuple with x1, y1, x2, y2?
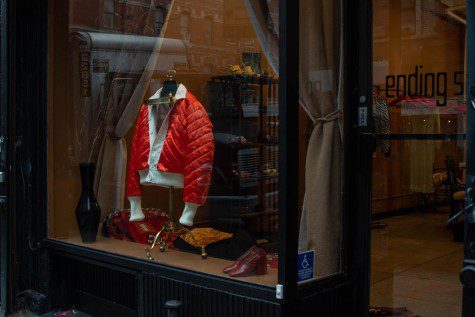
(298, 0, 344, 278)
(92, 1, 176, 216)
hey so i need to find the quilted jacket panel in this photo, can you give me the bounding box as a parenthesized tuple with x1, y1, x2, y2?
(125, 92, 214, 205)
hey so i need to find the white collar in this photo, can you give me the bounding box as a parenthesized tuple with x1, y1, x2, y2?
(148, 83, 187, 101)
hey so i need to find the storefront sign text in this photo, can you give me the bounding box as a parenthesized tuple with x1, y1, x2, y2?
(80, 51, 91, 97)
(383, 65, 464, 107)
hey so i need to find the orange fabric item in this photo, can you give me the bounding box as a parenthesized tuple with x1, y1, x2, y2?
(181, 228, 232, 248)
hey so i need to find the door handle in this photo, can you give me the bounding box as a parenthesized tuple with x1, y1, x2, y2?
(467, 182, 475, 225)
(447, 203, 473, 225)
(447, 181, 475, 225)
(460, 264, 475, 289)
(0, 171, 5, 210)
(461, 179, 475, 288)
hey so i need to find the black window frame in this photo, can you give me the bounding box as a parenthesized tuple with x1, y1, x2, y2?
(203, 16, 212, 45)
(179, 11, 190, 40)
(0, 0, 10, 313)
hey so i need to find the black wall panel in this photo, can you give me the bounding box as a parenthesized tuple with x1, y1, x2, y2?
(50, 255, 139, 316)
(143, 272, 280, 317)
(50, 254, 281, 317)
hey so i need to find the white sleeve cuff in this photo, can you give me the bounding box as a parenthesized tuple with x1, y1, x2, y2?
(128, 196, 142, 204)
(184, 202, 200, 212)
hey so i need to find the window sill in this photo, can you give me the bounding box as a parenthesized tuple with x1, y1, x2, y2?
(49, 235, 278, 287)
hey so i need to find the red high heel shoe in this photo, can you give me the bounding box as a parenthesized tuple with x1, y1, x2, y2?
(223, 246, 259, 274)
(228, 248, 267, 277)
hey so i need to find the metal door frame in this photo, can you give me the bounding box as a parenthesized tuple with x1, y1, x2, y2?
(462, 2, 475, 316)
(0, 0, 9, 315)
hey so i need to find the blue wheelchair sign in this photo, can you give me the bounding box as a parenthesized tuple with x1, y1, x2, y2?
(297, 250, 314, 282)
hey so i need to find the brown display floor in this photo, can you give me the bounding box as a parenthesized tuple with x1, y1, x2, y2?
(58, 235, 278, 286)
(371, 210, 463, 317)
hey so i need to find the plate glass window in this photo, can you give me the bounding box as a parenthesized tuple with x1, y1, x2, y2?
(48, 0, 281, 286)
(370, 1, 467, 315)
(103, 0, 115, 29)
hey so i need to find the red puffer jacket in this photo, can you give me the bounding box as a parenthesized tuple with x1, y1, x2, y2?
(126, 84, 214, 205)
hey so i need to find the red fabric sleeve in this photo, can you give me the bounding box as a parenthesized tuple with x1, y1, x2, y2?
(183, 100, 215, 205)
(125, 105, 150, 197)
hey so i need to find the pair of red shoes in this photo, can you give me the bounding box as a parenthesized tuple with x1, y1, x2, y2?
(223, 246, 267, 277)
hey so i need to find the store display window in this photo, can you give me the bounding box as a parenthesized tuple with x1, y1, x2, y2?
(47, 0, 346, 287)
(48, 0, 280, 286)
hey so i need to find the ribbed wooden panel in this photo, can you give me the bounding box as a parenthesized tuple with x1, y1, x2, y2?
(74, 261, 138, 309)
(56, 257, 138, 310)
(143, 273, 280, 317)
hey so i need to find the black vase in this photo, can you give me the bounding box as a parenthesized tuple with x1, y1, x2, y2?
(75, 163, 101, 243)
